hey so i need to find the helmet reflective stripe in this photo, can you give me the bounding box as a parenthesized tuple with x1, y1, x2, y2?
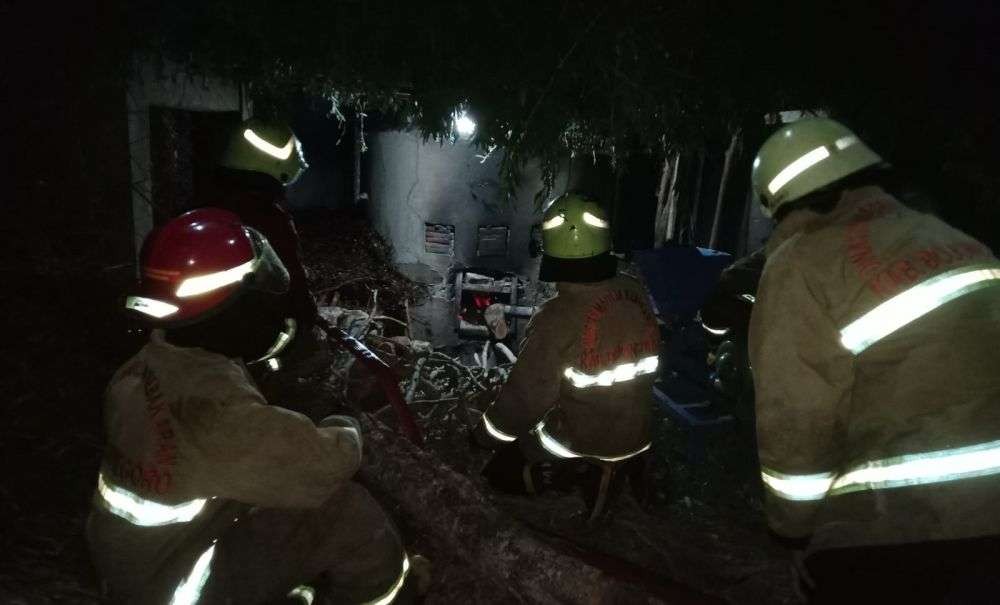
(701, 323, 730, 337)
(533, 421, 651, 462)
(542, 215, 566, 230)
(243, 129, 295, 160)
(767, 145, 830, 195)
(563, 355, 658, 388)
(840, 264, 1000, 354)
(363, 554, 410, 605)
(125, 296, 179, 319)
(175, 259, 256, 298)
(97, 473, 207, 526)
(170, 541, 217, 605)
(752, 118, 883, 216)
(482, 414, 517, 442)
(762, 438, 1000, 502)
(581, 212, 609, 228)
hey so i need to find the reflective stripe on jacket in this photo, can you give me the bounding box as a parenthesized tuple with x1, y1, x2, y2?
(481, 274, 658, 460)
(749, 185, 1000, 551)
(88, 330, 362, 602)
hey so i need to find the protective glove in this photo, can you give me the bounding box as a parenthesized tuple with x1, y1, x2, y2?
(319, 414, 363, 451)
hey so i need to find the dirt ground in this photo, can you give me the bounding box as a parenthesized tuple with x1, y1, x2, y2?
(1, 209, 799, 604)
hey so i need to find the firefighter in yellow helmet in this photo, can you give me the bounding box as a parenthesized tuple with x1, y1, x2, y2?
(87, 209, 426, 604)
(471, 193, 659, 516)
(749, 118, 1000, 602)
(213, 118, 317, 329)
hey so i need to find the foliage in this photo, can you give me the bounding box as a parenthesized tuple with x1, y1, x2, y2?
(124, 1, 808, 196)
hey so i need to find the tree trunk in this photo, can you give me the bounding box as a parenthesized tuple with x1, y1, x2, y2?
(352, 112, 363, 205)
(689, 151, 705, 245)
(708, 130, 740, 250)
(359, 417, 719, 604)
(653, 155, 673, 248)
(664, 152, 681, 243)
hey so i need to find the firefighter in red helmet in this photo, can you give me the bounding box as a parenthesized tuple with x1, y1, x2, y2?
(89, 209, 425, 604)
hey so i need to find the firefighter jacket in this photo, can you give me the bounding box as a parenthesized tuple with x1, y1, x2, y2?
(86, 331, 401, 603)
(749, 185, 1000, 552)
(478, 274, 659, 461)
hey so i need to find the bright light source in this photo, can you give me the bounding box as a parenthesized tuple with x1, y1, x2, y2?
(454, 111, 476, 137)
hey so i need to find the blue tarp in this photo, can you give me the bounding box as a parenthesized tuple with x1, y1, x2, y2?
(633, 246, 733, 318)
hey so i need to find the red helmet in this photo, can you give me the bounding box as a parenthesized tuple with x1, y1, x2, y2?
(126, 208, 289, 325)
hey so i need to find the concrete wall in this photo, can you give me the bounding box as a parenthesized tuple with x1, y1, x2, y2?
(126, 57, 244, 260)
(367, 130, 570, 345)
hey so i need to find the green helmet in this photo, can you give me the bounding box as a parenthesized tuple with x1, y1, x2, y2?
(538, 193, 616, 282)
(220, 118, 306, 184)
(751, 118, 883, 217)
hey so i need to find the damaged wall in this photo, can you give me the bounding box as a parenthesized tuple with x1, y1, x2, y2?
(367, 130, 570, 346)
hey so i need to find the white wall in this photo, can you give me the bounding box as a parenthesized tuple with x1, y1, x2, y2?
(367, 130, 569, 345)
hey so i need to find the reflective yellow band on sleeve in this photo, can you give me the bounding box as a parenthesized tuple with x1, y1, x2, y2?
(760, 468, 836, 501)
(840, 264, 1000, 354)
(169, 541, 217, 605)
(362, 554, 410, 605)
(482, 414, 517, 442)
(533, 421, 650, 462)
(831, 438, 1000, 495)
(97, 473, 207, 526)
(764, 438, 1000, 502)
(563, 355, 659, 389)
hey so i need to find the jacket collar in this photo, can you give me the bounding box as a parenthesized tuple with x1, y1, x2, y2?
(766, 185, 890, 256)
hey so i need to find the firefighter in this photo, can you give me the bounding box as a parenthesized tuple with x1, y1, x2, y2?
(749, 118, 1000, 602)
(211, 118, 331, 417)
(213, 117, 317, 329)
(471, 193, 659, 513)
(89, 208, 424, 604)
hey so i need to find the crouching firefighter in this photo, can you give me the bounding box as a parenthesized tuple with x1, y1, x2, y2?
(471, 193, 660, 518)
(89, 208, 426, 604)
(749, 118, 1000, 602)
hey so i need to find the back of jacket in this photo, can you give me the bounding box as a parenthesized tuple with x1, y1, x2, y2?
(750, 186, 1000, 552)
(484, 274, 659, 458)
(88, 331, 360, 601)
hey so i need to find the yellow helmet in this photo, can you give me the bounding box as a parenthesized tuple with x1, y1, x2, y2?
(220, 118, 306, 184)
(538, 193, 616, 282)
(751, 118, 883, 217)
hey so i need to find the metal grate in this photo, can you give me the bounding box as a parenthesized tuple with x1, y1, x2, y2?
(477, 225, 509, 257)
(425, 223, 455, 255)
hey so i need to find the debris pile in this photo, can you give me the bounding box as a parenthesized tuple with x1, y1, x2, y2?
(295, 214, 799, 604)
